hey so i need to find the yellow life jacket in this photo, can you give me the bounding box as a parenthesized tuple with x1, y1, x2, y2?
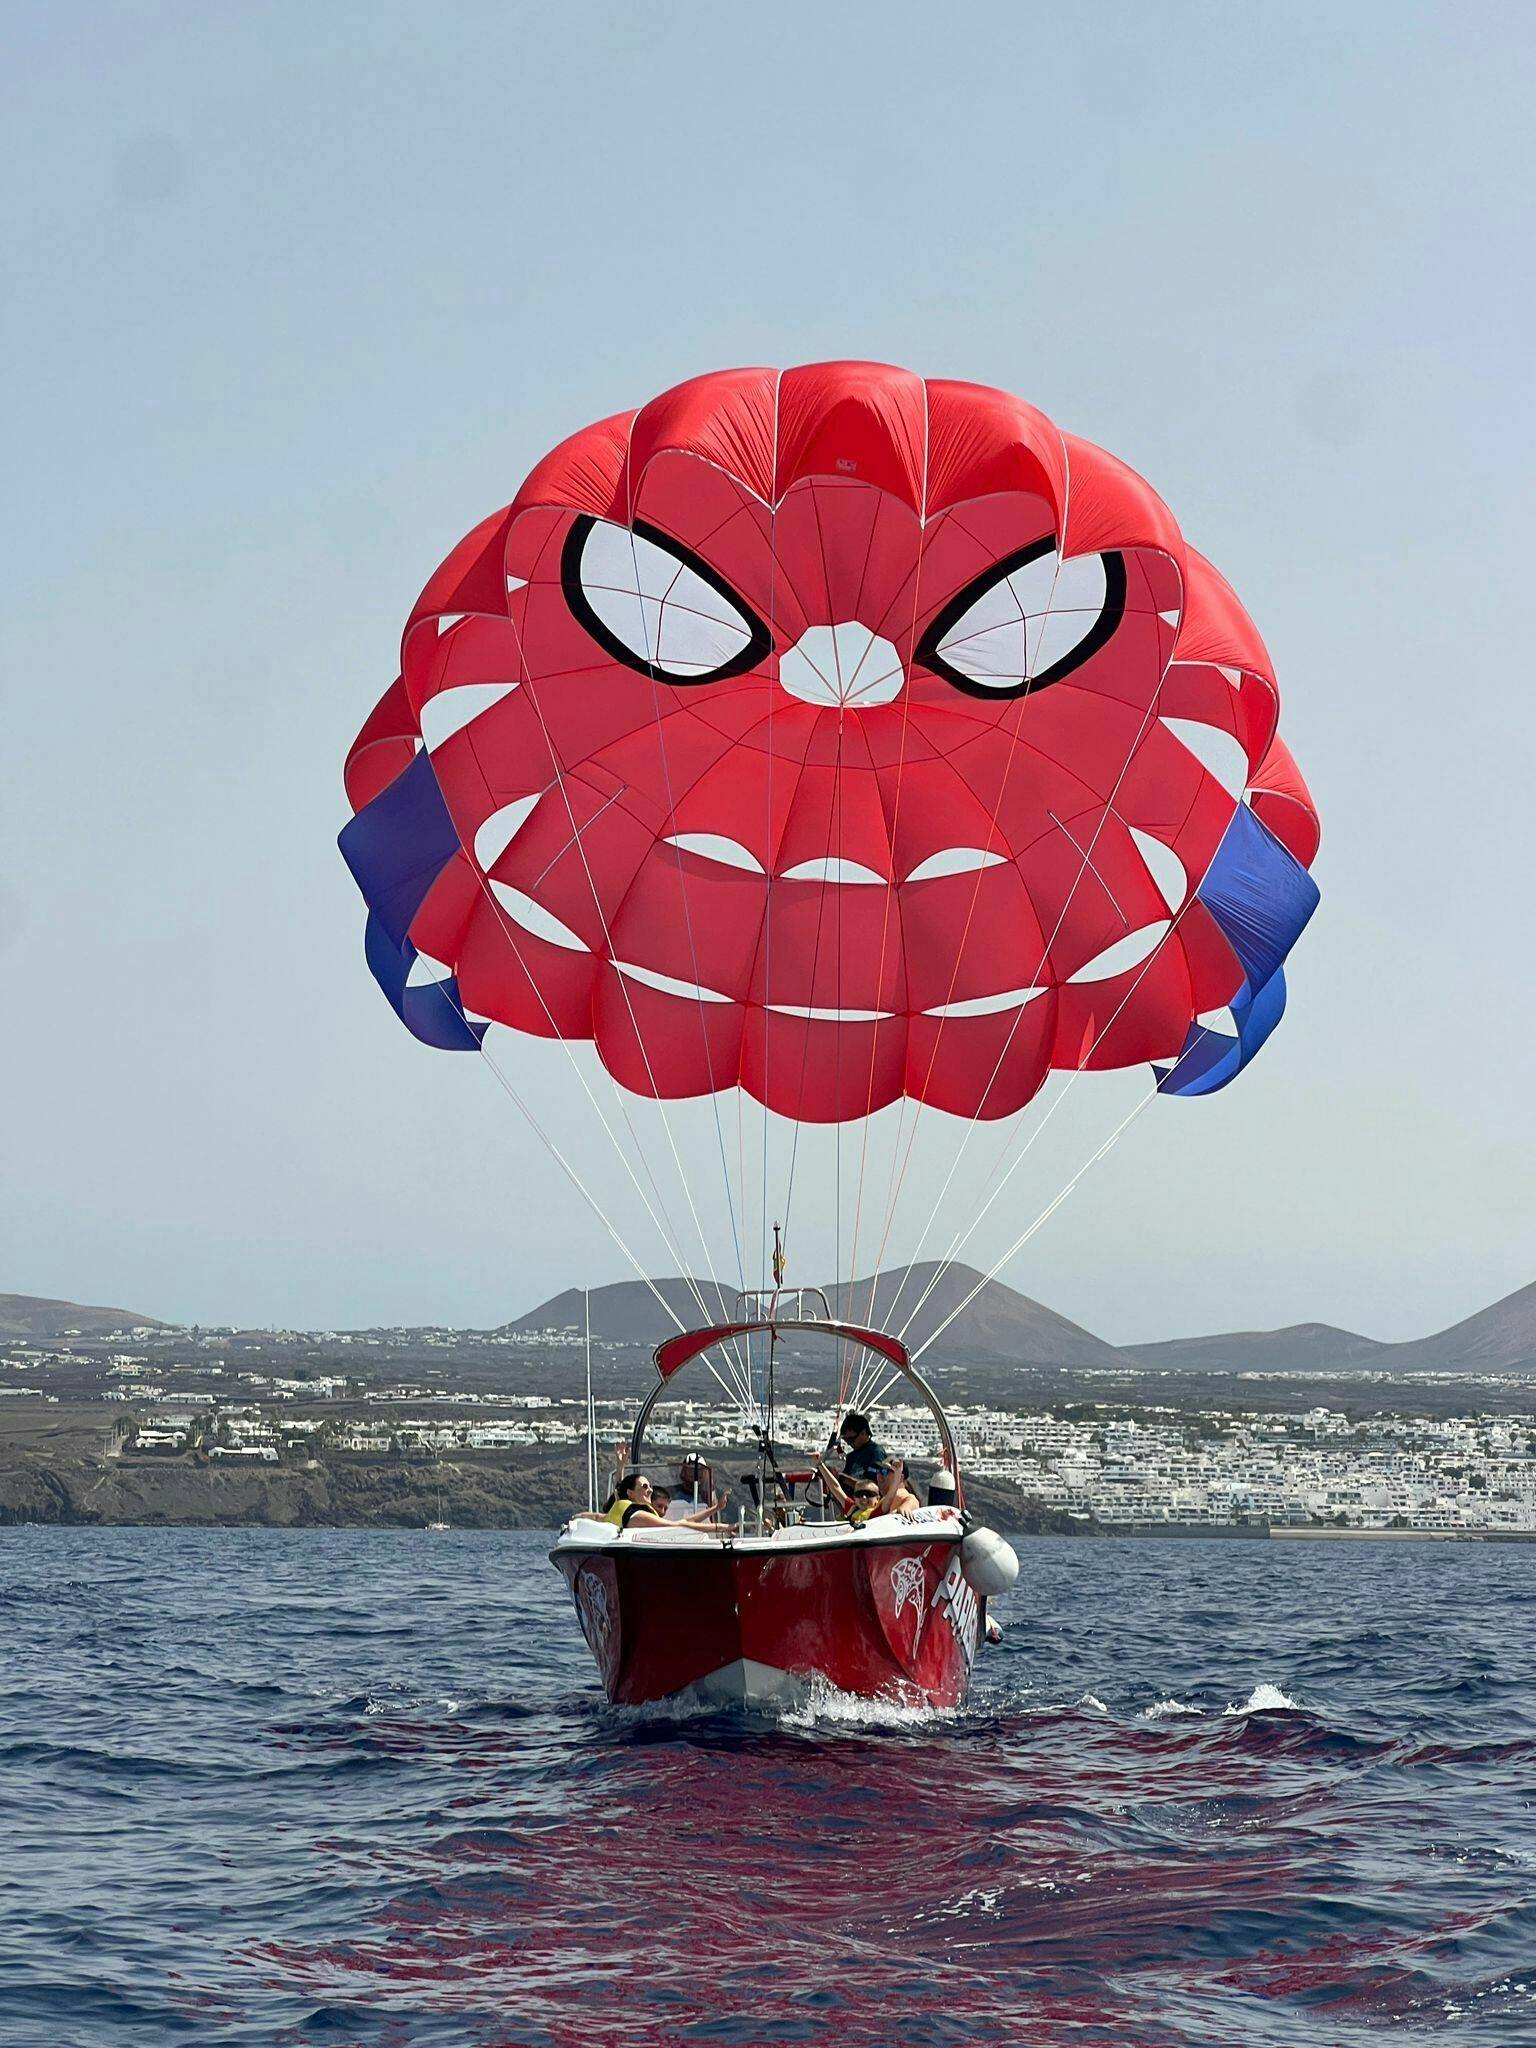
(605, 1497, 647, 1528)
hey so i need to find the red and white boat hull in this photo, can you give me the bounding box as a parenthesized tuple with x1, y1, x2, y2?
(550, 1513, 981, 1708)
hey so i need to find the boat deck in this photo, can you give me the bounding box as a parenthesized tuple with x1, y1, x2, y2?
(551, 1505, 963, 1557)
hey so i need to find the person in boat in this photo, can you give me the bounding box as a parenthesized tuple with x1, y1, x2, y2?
(812, 1462, 883, 1524)
(836, 1412, 889, 1482)
(649, 1484, 674, 1517)
(812, 1456, 919, 1524)
(675, 1453, 711, 1511)
(570, 1471, 732, 1532)
(877, 1456, 923, 1518)
(568, 1470, 661, 1529)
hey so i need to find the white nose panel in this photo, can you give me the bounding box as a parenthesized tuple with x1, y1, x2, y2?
(779, 623, 905, 707)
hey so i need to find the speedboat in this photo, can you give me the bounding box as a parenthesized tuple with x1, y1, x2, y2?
(549, 1291, 1018, 1709)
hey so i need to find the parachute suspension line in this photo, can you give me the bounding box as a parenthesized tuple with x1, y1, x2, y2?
(759, 370, 784, 1309)
(857, 468, 1083, 1331)
(448, 874, 732, 1362)
(853, 481, 1072, 1333)
(611, 505, 757, 1376)
(776, 473, 875, 1275)
(777, 703, 842, 1265)
(891, 875, 1208, 1353)
(415, 971, 683, 1337)
(620, 468, 753, 1320)
(470, 1005, 753, 1411)
(843, 391, 931, 1371)
(866, 1086, 1156, 1410)
(817, 478, 890, 1324)
(900, 1024, 1207, 1378)
(881, 556, 1188, 1334)
(857, 1021, 1207, 1414)
(835, 694, 843, 1336)
(857, 708, 1058, 1332)
(433, 764, 754, 1406)
(497, 596, 754, 1400)
(398, 620, 703, 1307)
(461, 864, 754, 1403)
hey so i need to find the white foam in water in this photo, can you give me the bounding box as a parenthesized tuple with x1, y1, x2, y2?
(781, 1673, 967, 1731)
(1223, 1682, 1300, 1716)
(1141, 1696, 1202, 1719)
(1080, 1693, 1109, 1714)
(600, 1673, 971, 1733)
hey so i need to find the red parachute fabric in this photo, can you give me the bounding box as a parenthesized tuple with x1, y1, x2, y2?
(348, 362, 1319, 1123)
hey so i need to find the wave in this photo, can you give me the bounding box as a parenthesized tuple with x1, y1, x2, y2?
(1138, 1683, 1301, 1722)
(1223, 1682, 1301, 1715)
(8, 1524, 1533, 2048)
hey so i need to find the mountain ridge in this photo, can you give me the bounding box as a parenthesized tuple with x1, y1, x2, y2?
(501, 1262, 1126, 1371)
(506, 1269, 1536, 1376)
(1129, 1321, 1391, 1373)
(10, 1275, 1536, 1376)
(0, 1294, 167, 1340)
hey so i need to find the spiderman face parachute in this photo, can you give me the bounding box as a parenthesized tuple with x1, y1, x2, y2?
(340, 362, 1319, 1336)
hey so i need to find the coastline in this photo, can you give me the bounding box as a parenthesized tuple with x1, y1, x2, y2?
(4, 1404, 1531, 1542)
(4, 1454, 1532, 1543)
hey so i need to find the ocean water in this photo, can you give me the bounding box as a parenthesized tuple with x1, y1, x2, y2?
(1, 1530, 1533, 2047)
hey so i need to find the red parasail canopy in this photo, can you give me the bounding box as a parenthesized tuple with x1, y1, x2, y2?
(343, 361, 1319, 1123)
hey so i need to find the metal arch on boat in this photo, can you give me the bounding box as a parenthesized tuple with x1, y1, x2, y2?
(654, 1316, 906, 1380)
(631, 1315, 963, 1497)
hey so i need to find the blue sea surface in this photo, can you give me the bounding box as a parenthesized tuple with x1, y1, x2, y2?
(1, 1528, 1533, 2046)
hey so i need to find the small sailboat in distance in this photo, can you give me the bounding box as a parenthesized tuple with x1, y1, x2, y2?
(425, 1486, 449, 1532)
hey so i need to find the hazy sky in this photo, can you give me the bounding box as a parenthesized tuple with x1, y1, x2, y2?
(4, 2, 1533, 1343)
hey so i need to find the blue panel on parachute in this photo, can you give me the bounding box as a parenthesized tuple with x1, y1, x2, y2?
(363, 913, 485, 1053)
(1157, 804, 1318, 1099)
(341, 752, 484, 1052)
(1157, 965, 1288, 1098)
(339, 749, 459, 948)
(1194, 801, 1319, 994)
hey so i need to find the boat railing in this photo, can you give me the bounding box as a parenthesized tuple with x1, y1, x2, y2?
(734, 1286, 833, 1325)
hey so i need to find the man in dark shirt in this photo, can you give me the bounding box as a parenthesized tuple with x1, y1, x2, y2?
(837, 1411, 888, 1481)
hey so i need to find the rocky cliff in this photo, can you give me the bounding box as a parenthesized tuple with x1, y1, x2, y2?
(0, 1444, 1063, 1534)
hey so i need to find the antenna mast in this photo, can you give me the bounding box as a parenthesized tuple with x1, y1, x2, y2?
(584, 1289, 597, 1512)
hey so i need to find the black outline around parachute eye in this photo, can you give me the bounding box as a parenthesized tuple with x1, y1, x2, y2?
(916, 536, 1127, 700)
(561, 514, 772, 686)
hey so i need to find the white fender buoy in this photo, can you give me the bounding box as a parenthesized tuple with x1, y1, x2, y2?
(960, 1525, 1019, 1596)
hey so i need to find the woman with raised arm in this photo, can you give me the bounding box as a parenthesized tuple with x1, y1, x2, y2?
(570, 1470, 732, 1532)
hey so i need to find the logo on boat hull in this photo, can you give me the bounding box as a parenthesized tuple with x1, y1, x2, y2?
(576, 1569, 611, 1652)
(572, 1559, 622, 1690)
(931, 1555, 980, 1675)
(890, 1555, 926, 1631)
